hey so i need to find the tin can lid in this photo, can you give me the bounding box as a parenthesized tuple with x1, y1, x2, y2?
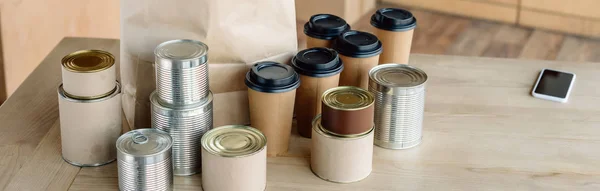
(369, 64, 427, 91)
(322, 86, 374, 111)
(245, 61, 300, 93)
(116, 129, 173, 157)
(333, 30, 383, 58)
(303, 14, 351, 40)
(292, 48, 343, 77)
(155, 39, 208, 69)
(202, 125, 266, 158)
(371, 8, 417, 32)
(61, 50, 115, 73)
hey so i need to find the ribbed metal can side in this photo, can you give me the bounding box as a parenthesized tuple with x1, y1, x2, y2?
(150, 92, 214, 176)
(155, 62, 209, 107)
(370, 87, 425, 149)
(118, 157, 173, 191)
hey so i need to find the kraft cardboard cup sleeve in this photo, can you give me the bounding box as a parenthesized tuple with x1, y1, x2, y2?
(333, 30, 383, 89)
(291, 48, 343, 138)
(245, 61, 300, 156)
(304, 14, 351, 48)
(371, 8, 417, 64)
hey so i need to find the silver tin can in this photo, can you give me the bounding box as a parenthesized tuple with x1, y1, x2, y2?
(368, 63, 427, 149)
(154, 39, 209, 107)
(58, 82, 121, 167)
(117, 129, 173, 191)
(150, 91, 213, 176)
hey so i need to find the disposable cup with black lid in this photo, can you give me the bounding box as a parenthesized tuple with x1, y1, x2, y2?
(371, 8, 417, 64)
(333, 30, 383, 90)
(245, 61, 300, 156)
(291, 48, 343, 138)
(304, 14, 351, 48)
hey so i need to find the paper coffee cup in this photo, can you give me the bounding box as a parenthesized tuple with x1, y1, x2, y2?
(245, 61, 300, 156)
(291, 48, 343, 138)
(371, 8, 417, 64)
(304, 14, 350, 48)
(333, 30, 383, 90)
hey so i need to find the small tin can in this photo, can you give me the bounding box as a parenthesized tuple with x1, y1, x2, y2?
(61, 50, 116, 99)
(58, 82, 121, 166)
(154, 39, 210, 107)
(117, 129, 173, 191)
(201, 125, 267, 191)
(311, 114, 373, 183)
(369, 63, 427, 149)
(321, 86, 374, 136)
(150, 91, 213, 176)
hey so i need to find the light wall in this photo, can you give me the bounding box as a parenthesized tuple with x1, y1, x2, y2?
(0, 0, 120, 100)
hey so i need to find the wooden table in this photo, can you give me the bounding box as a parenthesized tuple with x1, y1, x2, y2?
(1, 38, 599, 191)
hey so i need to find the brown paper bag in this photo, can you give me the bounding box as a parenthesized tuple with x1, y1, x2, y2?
(120, 0, 298, 129)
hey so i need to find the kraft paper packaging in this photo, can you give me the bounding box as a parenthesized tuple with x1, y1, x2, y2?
(120, 0, 297, 129)
(311, 115, 374, 183)
(61, 50, 117, 98)
(58, 83, 122, 166)
(246, 62, 300, 156)
(338, 55, 380, 90)
(333, 30, 382, 90)
(291, 48, 343, 138)
(371, 8, 417, 64)
(304, 14, 350, 49)
(201, 144, 267, 191)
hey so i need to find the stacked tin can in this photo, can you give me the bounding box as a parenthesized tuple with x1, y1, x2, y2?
(369, 63, 427, 149)
(117, 129, 173, 191)
(58, 50, 122, 167)
(311, 86, 375, 183)
(150, 39, 214, 176)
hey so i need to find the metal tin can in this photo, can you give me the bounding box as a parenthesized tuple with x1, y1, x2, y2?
(201, 125, 267, 191)
(368, 63, 427, 149)
(321, 86, 375, 136)
(61, 50, 116, 99)
(117, 129, 173, 191)
(154, 39, 210, 107)
(311, 114, 373, 183)
(150, 91, 213, 176)
(58, 82, 121, 166)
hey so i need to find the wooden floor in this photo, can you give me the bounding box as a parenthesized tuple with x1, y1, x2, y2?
(297, 4, 600, 63)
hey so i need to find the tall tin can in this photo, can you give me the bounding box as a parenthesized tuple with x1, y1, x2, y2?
(154, 39, 210, 107)
(58, 83, 121, 166)
(201, 125, 267, 191)
(117, 129, 173, 191)
(150, 91, 213, 176)
(368, 63, 427, 149)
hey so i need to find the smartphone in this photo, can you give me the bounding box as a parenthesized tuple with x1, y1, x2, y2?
(531, 69, 576, 103)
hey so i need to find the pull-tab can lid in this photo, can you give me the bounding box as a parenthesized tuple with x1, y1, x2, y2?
(117, 129, 173, 162)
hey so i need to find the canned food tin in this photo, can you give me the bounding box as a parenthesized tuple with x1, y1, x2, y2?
(150, 91, 213, 176)
(61, 50, 116, 99)
(321, 86, 374, 136)
(154, 39, 210, 107)
(311, 115, 373, 183)
(117, 129, 173, 191)
(58, 82, 121, 166)
(201, 125, 267, 191)
(369, 63, 427, 149)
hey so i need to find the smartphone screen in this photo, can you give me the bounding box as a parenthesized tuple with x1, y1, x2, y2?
(534, 69, 575, 99)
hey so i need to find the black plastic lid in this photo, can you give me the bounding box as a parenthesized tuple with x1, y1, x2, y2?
(371, 8, 417, 31)
(292, 48, 344, 77)
(333, 30, 383, 58)
(245, 61, 300, 93)
(304, 14, 351, 40)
